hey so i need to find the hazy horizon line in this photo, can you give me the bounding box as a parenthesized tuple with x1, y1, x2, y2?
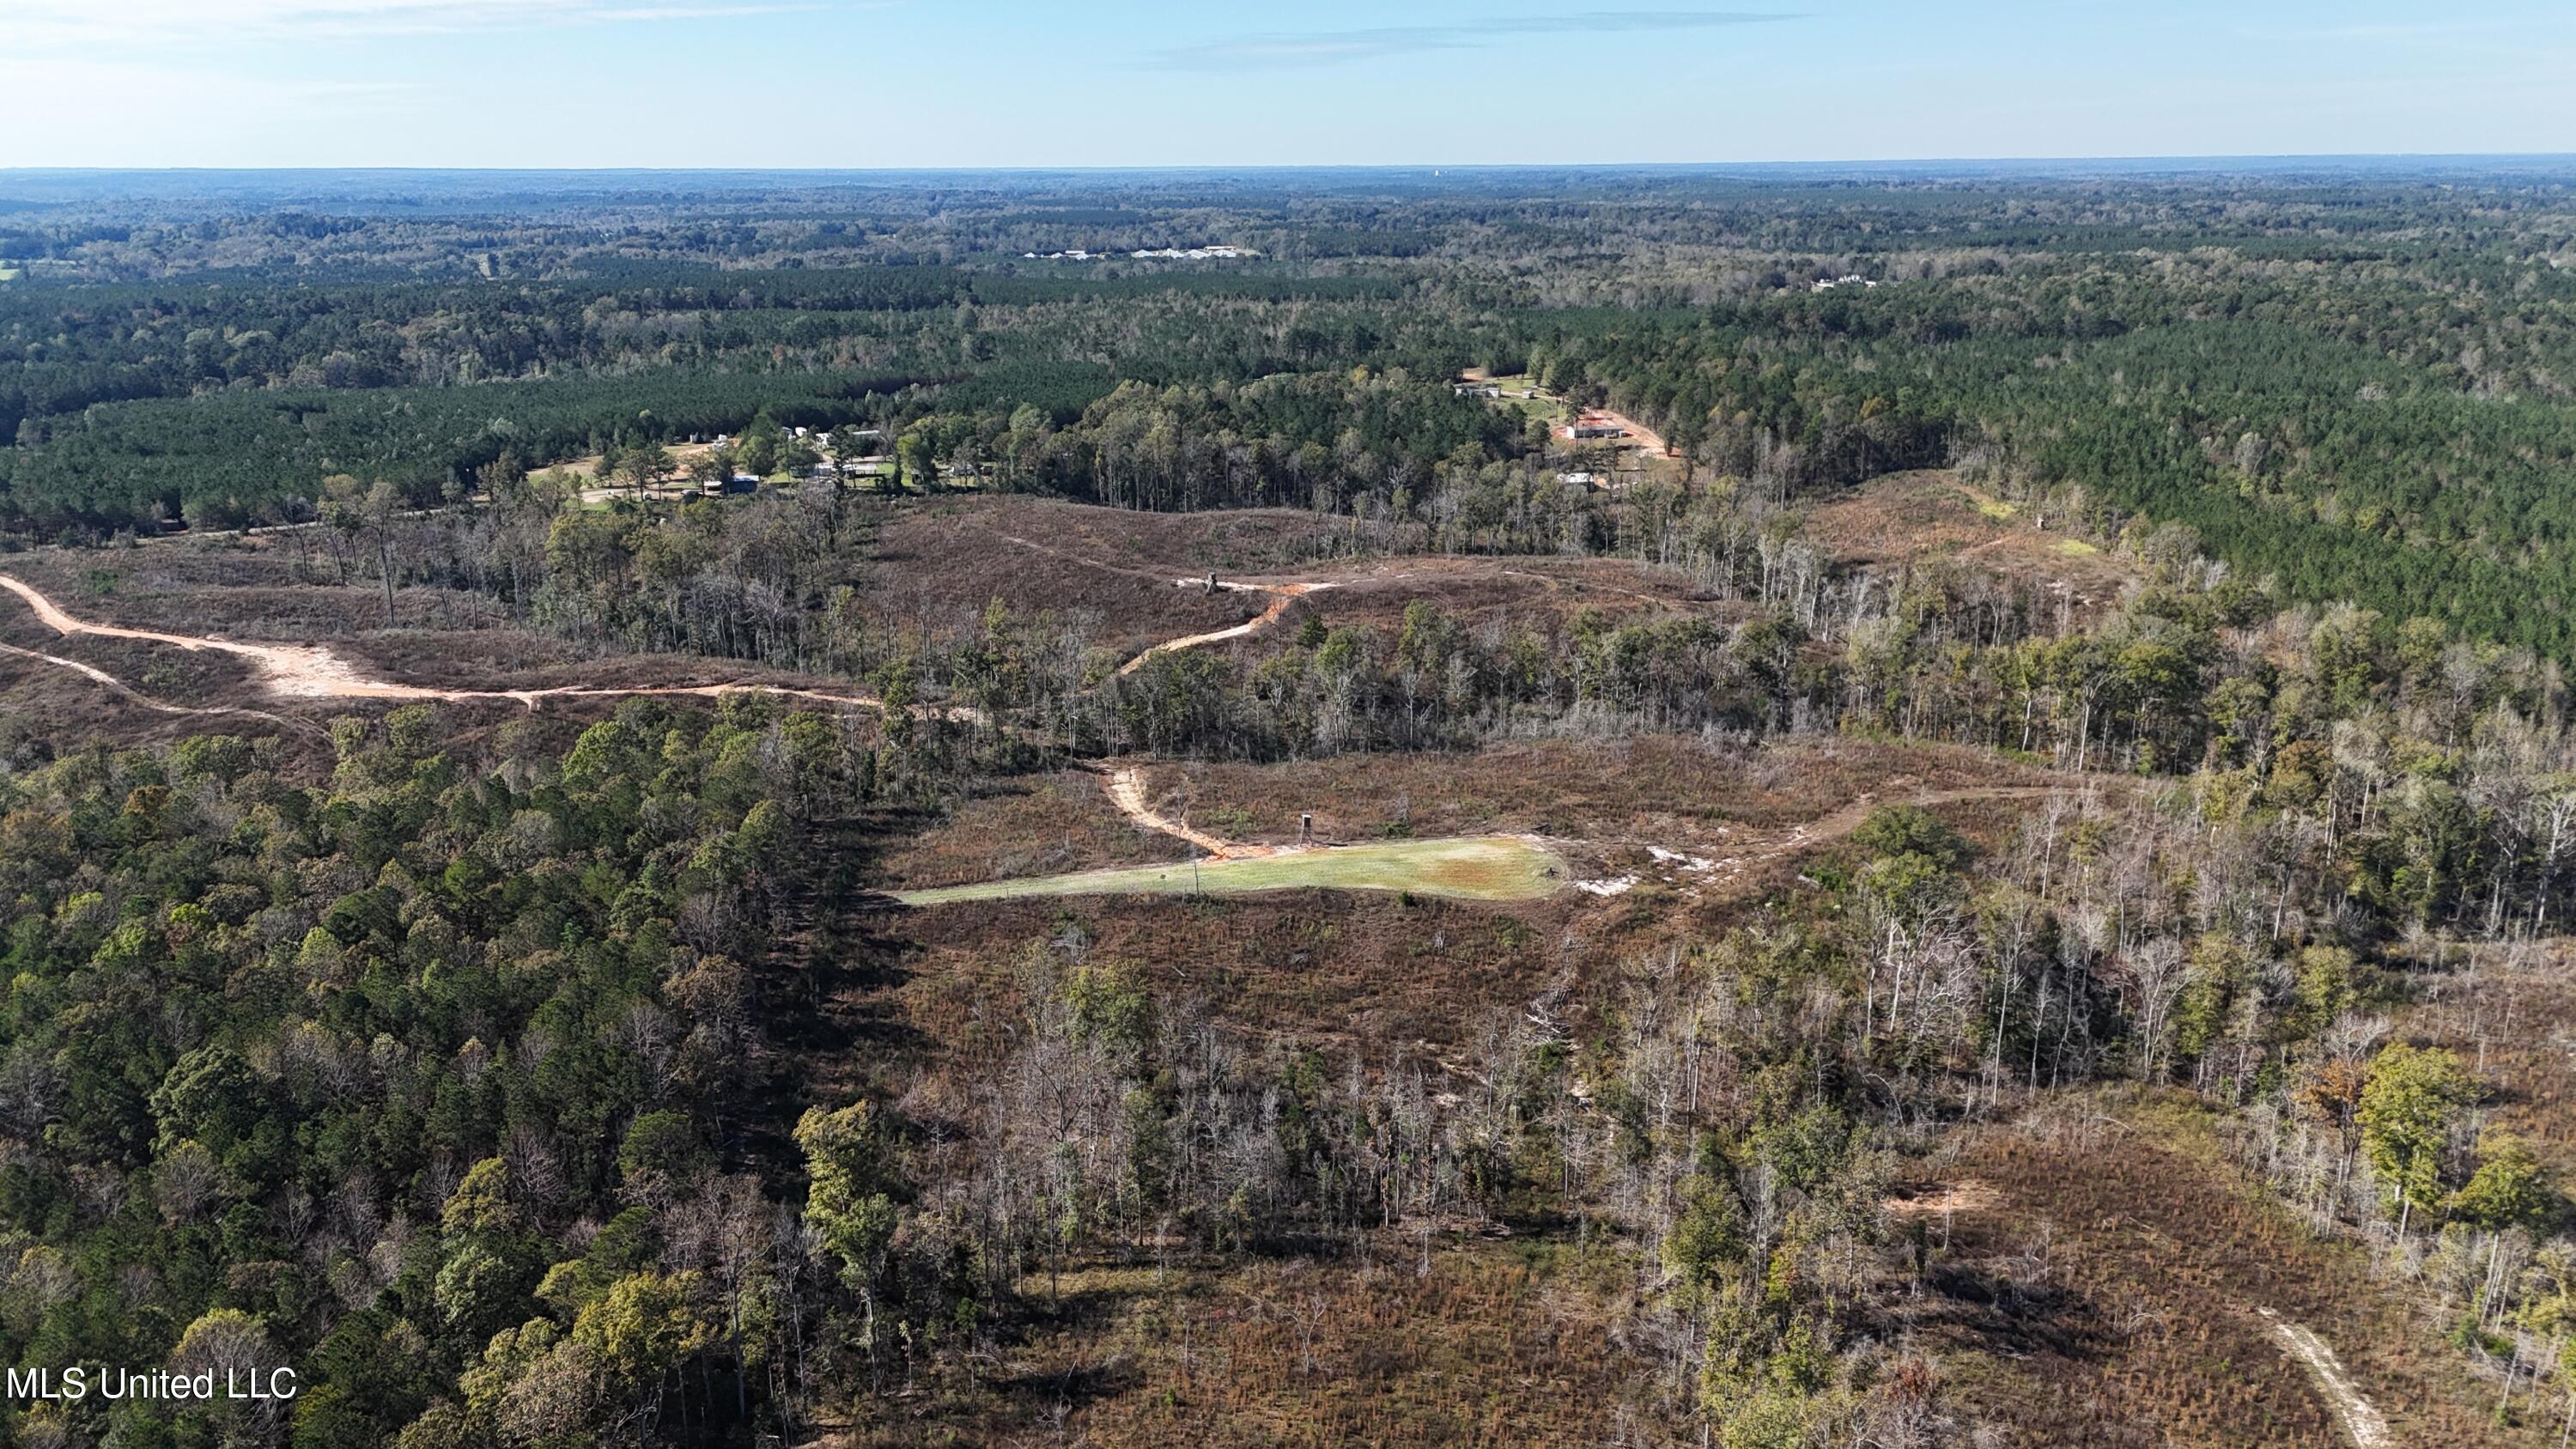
(7, 151, 2576, 179)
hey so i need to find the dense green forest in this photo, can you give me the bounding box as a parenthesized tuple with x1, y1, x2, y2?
(9, 165, 2576, 656)
(0, 699, 986, 1446)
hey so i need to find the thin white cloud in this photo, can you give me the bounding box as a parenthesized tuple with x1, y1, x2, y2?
(1153, 9, 1800, 71)
(1, 0, 822, 50)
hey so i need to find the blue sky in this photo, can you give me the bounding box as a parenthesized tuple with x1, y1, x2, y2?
(6, 1, 2573, 168)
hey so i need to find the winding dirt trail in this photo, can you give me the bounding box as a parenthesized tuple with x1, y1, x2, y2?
(7, 563, 2093, 907)
(2257, 1308, 2391, 1448)
(0, 573, 981, 721)
(1670, 784, 2079, 894)
(1100, 764, 1277, 861)
(0, 638, 310, 731)
(3, 575, 429, 701)
(982, 533, 1331, 677)
(1862, 1173, 2390, 1445)
(1115, 580, 1327, 677)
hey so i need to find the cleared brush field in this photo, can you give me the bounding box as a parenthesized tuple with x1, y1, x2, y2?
(894, 835, 1567, 906)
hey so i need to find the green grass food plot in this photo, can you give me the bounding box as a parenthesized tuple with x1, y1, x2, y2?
(895, 836, 1567, 907)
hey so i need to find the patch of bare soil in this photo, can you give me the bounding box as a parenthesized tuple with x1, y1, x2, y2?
(538, 439, 723, 484)
(1806, 471, 2142, 618)
(1584, 405, 1674, 459)
(1886, 1179, 2004, 1218)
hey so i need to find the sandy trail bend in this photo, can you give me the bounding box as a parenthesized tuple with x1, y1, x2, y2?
(1862, 1175, 2390, 1448)
(3, 574, 428, 701)
(1100, 765, 1267, 859)
(1116, 580, 1328, 677)
(0, 574, 982, 721)
(983, 533, 1332, 676)
(0, 638, 308, 730)
(2257, 1308, 2390, 1448)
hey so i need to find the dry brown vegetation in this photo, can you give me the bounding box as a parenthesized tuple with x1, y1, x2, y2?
(872, 769, 1194, 892)
(1913, 1094, 2539, 1446)
(837, 1243, 1662, 1448)
(878, 495, 1350, 580)
(4, 482, 2547, 1449)
(0, 640, 304, 758)
(860, 889, 1582, 1069)
(1291, 553, 1716, 638)
(866, 498, 1267, 658)
(864, 494, 1707, 659)
(0, 539, 922, 721)
(2392, 941, 2576, 1178)
(2, 538, 517, 636)
(1152, 735, 2067, 850)
(1806, 470, 2142, 618)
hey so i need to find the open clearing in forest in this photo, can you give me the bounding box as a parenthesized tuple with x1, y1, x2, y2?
(894, 835, 1567, 906)
(1805, 471, 2139, 618)
(9, 514, 2084, 914)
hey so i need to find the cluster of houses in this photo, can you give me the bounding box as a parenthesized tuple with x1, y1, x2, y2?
(1442, 377, 1627, 490)
(1810, 275, 1885, 293)
(681, 425, 887, 494)
(1023, 246, 1259, 261)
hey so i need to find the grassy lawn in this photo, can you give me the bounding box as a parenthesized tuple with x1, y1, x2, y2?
(894, 835, 1567, 906)
(1502, 390, 1568, 425)
(1468, 374, 1568, 425)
